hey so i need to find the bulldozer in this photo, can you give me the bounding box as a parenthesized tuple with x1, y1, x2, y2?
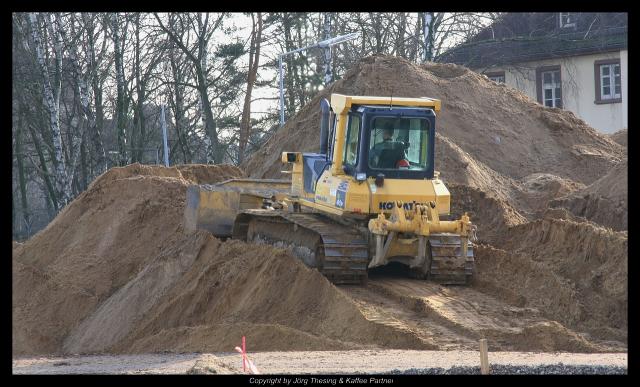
(185, 93, 477, 285)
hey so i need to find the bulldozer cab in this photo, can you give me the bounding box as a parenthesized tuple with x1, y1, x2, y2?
(280, 94, 448, 217)
(331, 103, 437, 181)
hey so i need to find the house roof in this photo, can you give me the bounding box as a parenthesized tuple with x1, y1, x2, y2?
(439, 12, 628, 69)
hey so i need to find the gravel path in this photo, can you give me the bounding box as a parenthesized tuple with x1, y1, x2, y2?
(390, 364, 627, 375)
(13, 350, 627, 375)
(213, 350, 627, 374)
(12, 353, 209, 374)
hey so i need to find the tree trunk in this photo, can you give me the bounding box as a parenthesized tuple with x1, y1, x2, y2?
(371, 13, 383, 53)
(422, 12, 434, 62)
(409, 13, 422, 62)
(282, 13, 296, 119)
(15, 113, 32, 237)
(27, 121, 58, 212)
(396, 13, 407, 58)
(322, 13, 332, 85)
(238, 12, 262, 163)
(83, 12, 107, 175)
(197, 73, 219, 163)
(134, 14, 146, 163)
(28, 12, 72, 208)
(112, 13, 128, 166)
(169, 43, 191, 163)
(197, 13, 218, 163)
(58, 14, 90, 190)
(154, 12, 220, 163)
(294, 14, 306, 107)
(80, 133, 88, 191)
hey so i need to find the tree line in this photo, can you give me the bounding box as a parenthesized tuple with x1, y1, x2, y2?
(12, 12, 498, 239)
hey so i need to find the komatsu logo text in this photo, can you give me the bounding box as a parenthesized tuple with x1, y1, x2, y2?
(378, 201, 427, 210)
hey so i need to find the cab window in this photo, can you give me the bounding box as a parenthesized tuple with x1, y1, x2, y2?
(368, 117, 429, 170)
(343, 114, 361, 166)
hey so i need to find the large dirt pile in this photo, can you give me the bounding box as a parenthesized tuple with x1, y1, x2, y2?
(13, 56, 627, 357)
(242, 55, 627, 345)
(474, 217, 627, 343)
(12, 163, 243, 356)
(609, 128, 627, 147)
(550, 159, 627, 231)
(244, 55, 624, 187)
(13, 163, 428, 356)
(104, 238, 426, 353)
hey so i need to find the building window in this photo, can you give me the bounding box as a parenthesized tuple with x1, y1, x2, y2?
(484, 71, 505, 84)
(594, 59, 622, 104)
(559, 13, 576, 29)
(536, 65, 562, 108)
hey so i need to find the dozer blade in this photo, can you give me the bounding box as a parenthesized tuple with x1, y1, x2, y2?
(428, 233, 474, 285)
(184, 178, 290, 237)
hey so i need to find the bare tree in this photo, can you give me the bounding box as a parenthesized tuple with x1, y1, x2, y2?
(154, 12, 225, 163)
(238, 12, 263, 163)
(82, 12, 109, 175)
(111, 13, 129, 166)
(27, 12, 73, 207)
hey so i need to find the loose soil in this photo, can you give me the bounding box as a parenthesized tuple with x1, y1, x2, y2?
(13, 56, 627, 359)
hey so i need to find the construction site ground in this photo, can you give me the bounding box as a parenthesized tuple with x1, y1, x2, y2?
(13, 56, 627, 375)
(13, 350, 627, 375)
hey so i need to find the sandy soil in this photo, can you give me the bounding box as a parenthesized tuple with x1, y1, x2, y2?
(13, 351, 627, 375)
(12, 163, 627, 357)
(608, 128, 627, 147)
(12, 56, 627, 360)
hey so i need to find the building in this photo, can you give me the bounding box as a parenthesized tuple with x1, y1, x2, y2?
(440, 12, 627, 134)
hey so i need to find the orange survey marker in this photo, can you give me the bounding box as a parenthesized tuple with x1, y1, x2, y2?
(235, 336, 260, 374)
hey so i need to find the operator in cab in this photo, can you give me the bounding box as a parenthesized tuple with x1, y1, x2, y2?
(369, 122, 409, 169)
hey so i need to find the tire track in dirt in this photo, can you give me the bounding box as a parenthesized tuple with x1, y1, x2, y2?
(340, 284, 474, 350)
(341, 278, 607, 352)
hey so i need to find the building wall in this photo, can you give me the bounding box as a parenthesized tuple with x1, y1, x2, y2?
(481, 50, 627, 134)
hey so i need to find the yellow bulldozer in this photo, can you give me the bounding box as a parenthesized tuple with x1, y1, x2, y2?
(185, 93, 477, 285)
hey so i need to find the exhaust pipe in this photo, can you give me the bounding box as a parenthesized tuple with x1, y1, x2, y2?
(319, 98, 330, 156)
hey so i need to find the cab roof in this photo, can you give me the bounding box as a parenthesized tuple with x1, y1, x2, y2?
(330, 93, 441, 115)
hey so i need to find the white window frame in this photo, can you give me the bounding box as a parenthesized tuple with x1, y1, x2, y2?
(599, 63, 621, 100)
(489, 74, 505, 83)
(541, 70, 562, 108)
(484, 71, 505, 84)
(559, 13, 576, 29)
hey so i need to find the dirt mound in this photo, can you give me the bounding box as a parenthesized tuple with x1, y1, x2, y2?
(435, 134, 523, 204)
(13, 55, 628, 357)
(13, 160, 626, 356)
(175, 164, 245, 184)
(240, 56, 627, 347)
(106, 239, 427, 353)
(474, 218, 627, 343)
(12, 163, 433, 356)
(609, 128, 627, 147)
(422, 62, 469, 78)
(447, 183, 527, 244)
(243, 55, 624, 186)
(516, 173, 586, 214)
(573, 159, 627, 203)
(12, 163, 243, 356)
(89, 163, 244, 189)
(550, 160, 627, 231)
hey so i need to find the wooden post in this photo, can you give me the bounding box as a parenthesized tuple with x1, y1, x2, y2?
(242, 336, 247, 373)
(479, 339, 490, 374)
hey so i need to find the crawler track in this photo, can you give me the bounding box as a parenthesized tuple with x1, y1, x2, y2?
(428, 234, 474, 285)
(233, 210, 368, 285)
